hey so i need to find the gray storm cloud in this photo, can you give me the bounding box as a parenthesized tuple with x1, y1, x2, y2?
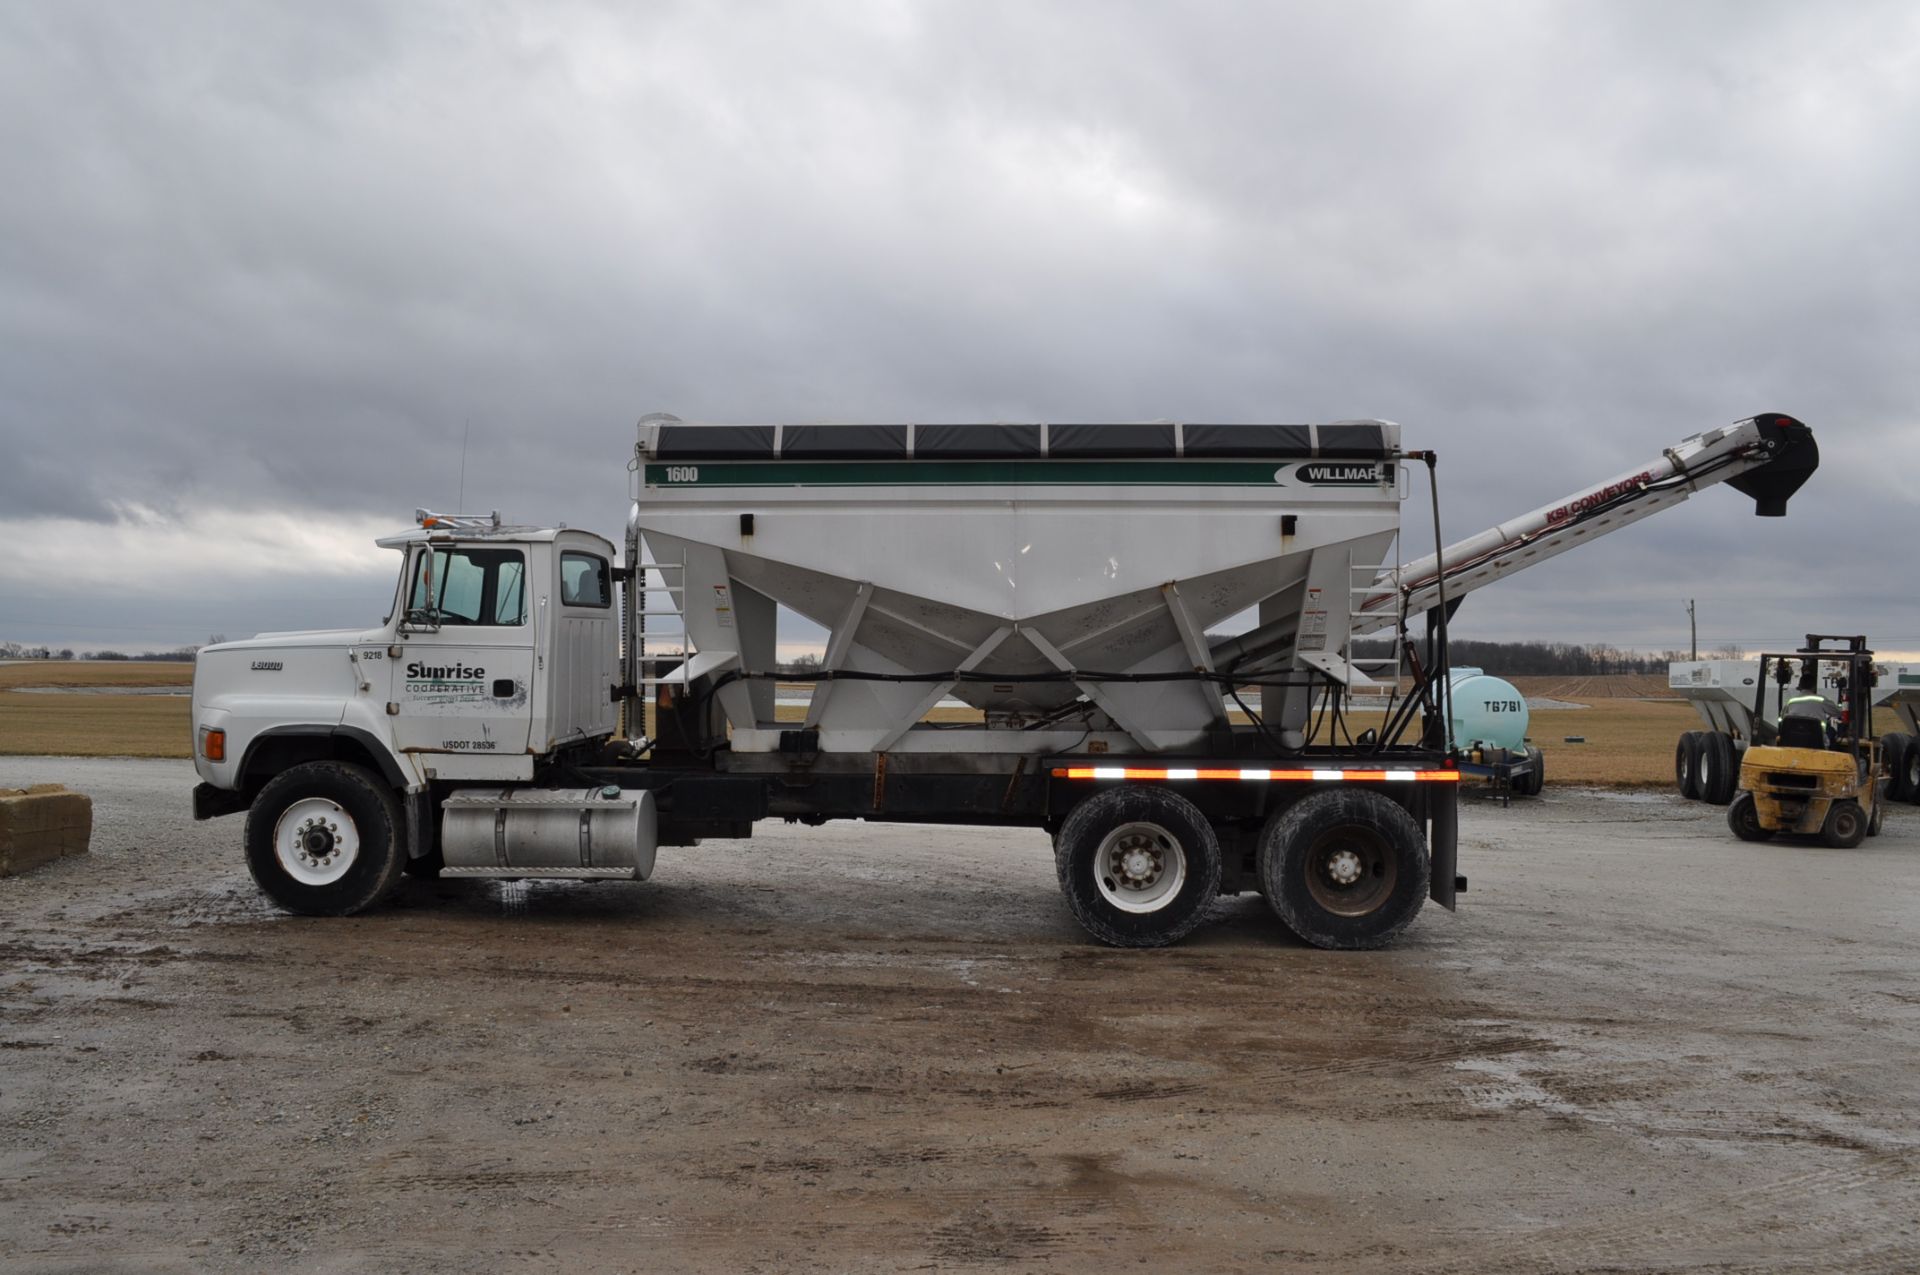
(0, 0, 1915, 651)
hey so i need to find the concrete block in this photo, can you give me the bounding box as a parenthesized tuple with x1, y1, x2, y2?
(0, 785, 93, 877)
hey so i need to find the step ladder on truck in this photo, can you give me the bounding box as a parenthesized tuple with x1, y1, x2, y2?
(187, 412, 1818, 948)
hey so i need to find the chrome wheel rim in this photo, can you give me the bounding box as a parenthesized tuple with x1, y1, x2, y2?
(1094, 821, 1187, 914)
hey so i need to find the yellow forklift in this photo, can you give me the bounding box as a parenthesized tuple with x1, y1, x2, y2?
(1728, 635, 1888, 847)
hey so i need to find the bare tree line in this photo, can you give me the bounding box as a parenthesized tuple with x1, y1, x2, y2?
(1350, 637, 1744, 676)
(0, 636, 226, 663)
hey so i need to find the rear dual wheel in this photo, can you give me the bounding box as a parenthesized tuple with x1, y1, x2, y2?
(1883, 733, 1919, 804)
(1054, 786, 1221, 948)
(1676, 731, 1703, 800)
(1258, 790, 1428, 950)
(1054, 785, 1430, 950)
(1697, 733, 1743, 802)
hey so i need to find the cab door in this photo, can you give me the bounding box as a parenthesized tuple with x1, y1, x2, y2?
(390, 542, 535, 759)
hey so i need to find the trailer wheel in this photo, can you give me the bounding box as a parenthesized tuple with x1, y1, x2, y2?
(1517, 745, 1545, 797)
(1053, 786, 1221, 948)
(1727, 791, 1773, 842)
(1675, 732, 1702, 800)
(1821, 800, 1867, 850)
(1884, 733, 1918, 803)
(1700, 733, 1737, 806)
(1258, 790, 1428, 950)
(244, 762, 408, 916)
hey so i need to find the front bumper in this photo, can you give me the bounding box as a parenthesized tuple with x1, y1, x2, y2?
(192, 783, 250, 821)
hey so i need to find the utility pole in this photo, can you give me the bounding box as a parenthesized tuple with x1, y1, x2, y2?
(1687, 598, 1697, 660)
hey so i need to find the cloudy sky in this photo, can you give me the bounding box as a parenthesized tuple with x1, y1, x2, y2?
(1, 0, 1915, 656)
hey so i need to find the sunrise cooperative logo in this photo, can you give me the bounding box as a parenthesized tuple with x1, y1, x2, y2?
(405, 661, 486, 692)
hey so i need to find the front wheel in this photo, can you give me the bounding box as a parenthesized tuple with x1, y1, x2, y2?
(1821, 800, 1867, 850)
(245, 761, 408, 915)
(1053, 785, 1222, 948)
(1727, 791, 1774, 842)
(1258, 790, 1428, 950)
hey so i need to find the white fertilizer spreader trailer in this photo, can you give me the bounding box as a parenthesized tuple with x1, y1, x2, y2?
(1670, 656, 1920, 805)
(190, 412, 1818, 949)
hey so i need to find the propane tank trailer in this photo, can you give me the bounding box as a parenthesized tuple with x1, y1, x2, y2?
(1447, 669, 1543, 797)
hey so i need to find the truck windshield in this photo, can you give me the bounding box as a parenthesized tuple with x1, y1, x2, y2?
(409, 547, 527, 626)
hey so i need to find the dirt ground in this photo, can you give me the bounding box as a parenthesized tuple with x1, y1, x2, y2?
(3, 759, 1919, 1274)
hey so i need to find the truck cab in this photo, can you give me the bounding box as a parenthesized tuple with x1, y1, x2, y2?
(190, 513, 625, 910)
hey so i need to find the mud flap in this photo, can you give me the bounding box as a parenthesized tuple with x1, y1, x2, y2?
(1428, 787, 1459, 911)
(404, 788, 436, 859)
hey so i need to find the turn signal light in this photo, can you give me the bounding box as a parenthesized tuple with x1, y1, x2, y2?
(201, 728, 226, 762)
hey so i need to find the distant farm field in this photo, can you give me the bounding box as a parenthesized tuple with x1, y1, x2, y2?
(0, 665, 1901, 785)
(0, 662, 193, 758)
(0, 660, 193, 690)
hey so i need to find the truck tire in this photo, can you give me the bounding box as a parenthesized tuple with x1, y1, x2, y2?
(1821, 800, 1867, 850)
(1884, 733, 1918, 803)
(1675, 732, 1702, 800)
(1053, 785, 1221, 948)
(244, 761, 409, 916)
(1726, 791, 1773, 842)
(1258, 789, 1428, 950)
(1700, 733, 1737, 806)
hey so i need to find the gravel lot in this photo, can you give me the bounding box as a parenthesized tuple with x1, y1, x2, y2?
(3, 757, 1919, 1273)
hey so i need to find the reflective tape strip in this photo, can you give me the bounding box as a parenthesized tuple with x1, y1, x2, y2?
(1052, 766, 1459, 782)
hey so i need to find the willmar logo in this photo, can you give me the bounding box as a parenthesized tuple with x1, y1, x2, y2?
(1547, 471, 1654, 524)
(1286, 463, 1384, 485)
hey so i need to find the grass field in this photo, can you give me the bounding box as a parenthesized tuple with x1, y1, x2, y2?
(0, 662, 194, 758)
(0, 693, 191, 758)
(0, 663, 1902, 786)
(0, 661, 193, 690)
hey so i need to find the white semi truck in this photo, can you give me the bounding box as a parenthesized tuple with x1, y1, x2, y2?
(190, 412, 1818, 948)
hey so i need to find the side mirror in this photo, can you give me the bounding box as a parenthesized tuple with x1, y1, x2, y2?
(401, 606, 443, 634)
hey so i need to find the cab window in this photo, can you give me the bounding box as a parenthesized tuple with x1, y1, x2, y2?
(409, 547, 527, 626)
(560, 551, 610, 608)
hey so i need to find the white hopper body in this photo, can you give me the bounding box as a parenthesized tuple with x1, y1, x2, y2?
(1671, 657, 1917, 739)
(631, 421, 1404, 756)
(1668, 660, 1784, 740)
(1879, 663, 1919, 735)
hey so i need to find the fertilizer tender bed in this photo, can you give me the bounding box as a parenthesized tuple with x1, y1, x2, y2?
(189, 411, 1816, 948)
